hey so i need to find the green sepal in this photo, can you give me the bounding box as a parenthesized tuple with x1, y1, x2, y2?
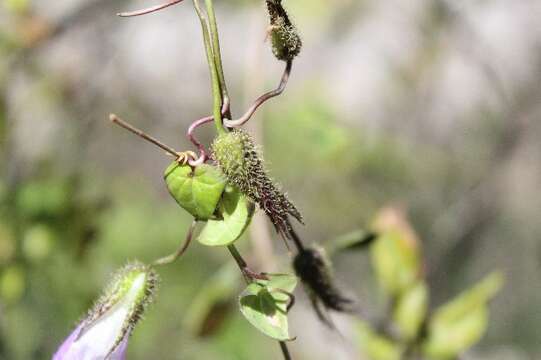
(197, 186, 255, 247)
(164, 162, 226, 221)
(239, 274, 297, 341)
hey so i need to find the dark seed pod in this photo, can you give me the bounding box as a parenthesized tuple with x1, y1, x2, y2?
(293, 246, 353, 326)
(211, 129, 302, 240)
(265, 0, 302, 61)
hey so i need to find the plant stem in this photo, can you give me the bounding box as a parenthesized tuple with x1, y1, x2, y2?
(193, 0, 226, 135)
(204, 0, 230, 115)
(109, 114, 179, 158)
(279, 341, 292, 360)
(227, 244, 292, 360)
(227, 244, 268, 284)
(117, 0, 185, 17)
(224, 60, 292, 128)
(153, 220, 197, 266)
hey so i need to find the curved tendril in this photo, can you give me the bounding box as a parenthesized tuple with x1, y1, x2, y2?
(117, 0, 185, 17)
(224, 60, 292, 128)
(186, 100, 229, 163)
(153, 220, 197, 266)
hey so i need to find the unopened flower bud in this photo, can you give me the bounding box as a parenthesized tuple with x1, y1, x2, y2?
(53, 262, 158, 360)
(265, 0, 302, 61)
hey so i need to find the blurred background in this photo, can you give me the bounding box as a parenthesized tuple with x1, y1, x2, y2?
(1, 0, 540, 359)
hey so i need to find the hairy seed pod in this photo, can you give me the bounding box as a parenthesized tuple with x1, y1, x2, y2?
(293, 246, 353, 325)
(265, 0, 302, 61)
(211, 129, 302, 239)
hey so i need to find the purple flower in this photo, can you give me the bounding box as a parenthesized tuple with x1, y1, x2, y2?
(53, 262, 158, 360)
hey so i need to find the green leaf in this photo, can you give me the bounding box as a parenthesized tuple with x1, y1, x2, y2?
(266, 273, 297, 294)
(239, 274, 297, 341)
(422, 272, 504, 359)
(164, 162, 226, 221)
(197, 186, 254, 246)
(370, 208, 421, 297)
(355, 320, 403, 360)
(393, 281, 429, 341)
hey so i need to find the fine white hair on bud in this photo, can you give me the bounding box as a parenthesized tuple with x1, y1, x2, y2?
(265, 0, 302, 61)
(53, 262, 159, 360)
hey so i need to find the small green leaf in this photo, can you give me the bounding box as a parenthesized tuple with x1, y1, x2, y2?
(370, 208, 421, 297)
(239, 275, 297, 341)
(393, 281, 429, 340)
(356, 320, 403, 360)
(197, 186, 254, 246)
(164, 162, 226, 220)
(422, 272, 504, 359)
(266, 273, 297, 294)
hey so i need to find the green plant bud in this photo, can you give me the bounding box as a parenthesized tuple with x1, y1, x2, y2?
(164, 162, 227, 221)
(266, 0, 302, 61)
(293, 246, 353, 326)
(211, 129, 302, 239)
(79, 262, 159, 354)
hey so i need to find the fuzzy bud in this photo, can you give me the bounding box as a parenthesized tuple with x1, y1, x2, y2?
(265, 0, 302, 61)
(53, 262, 159, 360)
(211, 129, 302, 239)
(293, 246, 353, 325)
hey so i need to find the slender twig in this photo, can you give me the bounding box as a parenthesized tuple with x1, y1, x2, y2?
(193, 0, 226, 135)
(224, 60, 292, 127)
(117, 0, 185, 17)
(153, 220, 197, 265)
(227, 245, 269, 284)
(279, 342, 292, 360)
(109, 114, 179, 158)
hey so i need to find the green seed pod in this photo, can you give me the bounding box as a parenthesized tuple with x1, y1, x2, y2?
(266, 0, 302, 61)
(164, 162, 226, 221)
(211, 129, 302, 239)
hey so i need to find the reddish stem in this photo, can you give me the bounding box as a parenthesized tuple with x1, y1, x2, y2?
(117, 0, 185, 17)
(224, 60, 292, 127)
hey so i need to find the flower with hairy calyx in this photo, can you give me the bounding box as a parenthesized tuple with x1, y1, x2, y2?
(211, 129, 303, 241)
(53, 262, 158, 360)
(265, 0, 302, 61)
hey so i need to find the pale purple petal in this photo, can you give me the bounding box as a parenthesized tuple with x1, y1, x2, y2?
(108, 333, 129, 360)
(52, 324, 83, 360)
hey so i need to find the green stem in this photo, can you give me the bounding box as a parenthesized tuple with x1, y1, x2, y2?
(204, 0, 229, 110)
(193, 0, 226, 135)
